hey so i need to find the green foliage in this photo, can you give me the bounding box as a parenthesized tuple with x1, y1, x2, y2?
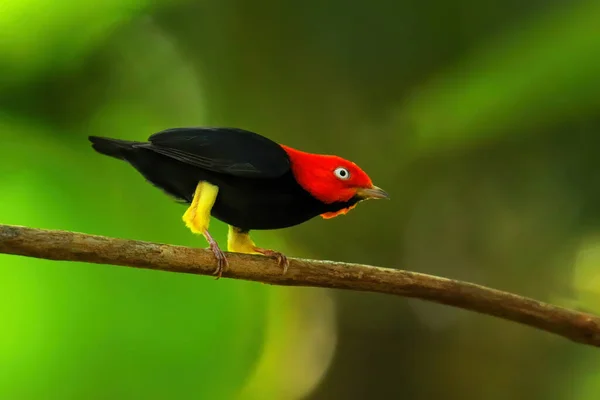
(0, 0, 156, 87)
(402, 0, 600, 152)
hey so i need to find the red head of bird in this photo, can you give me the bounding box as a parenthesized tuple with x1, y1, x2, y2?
(280, 145, 388, 205)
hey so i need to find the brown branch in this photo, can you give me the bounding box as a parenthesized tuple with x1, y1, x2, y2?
(1, 223, 599, 348)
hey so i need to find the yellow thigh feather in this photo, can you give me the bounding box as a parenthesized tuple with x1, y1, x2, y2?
(227, 226, 260, 254)
(182, 181, 219, 234)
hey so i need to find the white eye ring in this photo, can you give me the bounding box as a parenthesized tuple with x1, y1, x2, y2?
(334, 167, 351, 180)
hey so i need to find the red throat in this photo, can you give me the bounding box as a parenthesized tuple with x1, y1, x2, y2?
(320, 203, 358, 219)
(280, 145, 373, 205)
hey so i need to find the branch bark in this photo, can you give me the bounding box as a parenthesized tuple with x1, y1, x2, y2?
(1, 223, 599, 348)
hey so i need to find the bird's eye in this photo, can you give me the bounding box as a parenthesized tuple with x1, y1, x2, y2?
(334, 167, 351, 180)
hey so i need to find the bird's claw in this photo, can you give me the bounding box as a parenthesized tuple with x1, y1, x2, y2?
(209, 241, 229, 279)
(276, 253, 290, 274)
(254, 248, 289, 274)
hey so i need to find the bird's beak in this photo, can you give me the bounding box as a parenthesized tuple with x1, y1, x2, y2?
(356, 185, 390, 200)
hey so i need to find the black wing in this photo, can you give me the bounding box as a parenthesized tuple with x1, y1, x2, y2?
(141, 127, 291, 178)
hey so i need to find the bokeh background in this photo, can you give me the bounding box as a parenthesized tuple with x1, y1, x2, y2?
(1, 0, 600, 399)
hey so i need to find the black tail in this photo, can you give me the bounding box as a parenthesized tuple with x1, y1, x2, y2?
(88, 136, 144, 160)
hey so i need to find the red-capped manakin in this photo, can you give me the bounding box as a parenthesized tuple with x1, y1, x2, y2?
(89, 128, 389, 277)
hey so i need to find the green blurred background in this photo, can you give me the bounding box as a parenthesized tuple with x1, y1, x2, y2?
(1, 0, 600, 399)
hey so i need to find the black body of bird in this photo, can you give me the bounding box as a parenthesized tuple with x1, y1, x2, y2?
(89, 128, 358, 231)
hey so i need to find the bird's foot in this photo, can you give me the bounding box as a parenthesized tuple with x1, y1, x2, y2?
(203, 229, 228, 279)
(253, 248, 289, 274)
(209, 241, 228, 279)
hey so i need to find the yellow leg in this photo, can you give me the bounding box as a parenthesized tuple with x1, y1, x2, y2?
(227, 226, 289, 274)
(183, 181, 228, 278)
(227, 226, 258, 253)
(183, 181, 219, 234)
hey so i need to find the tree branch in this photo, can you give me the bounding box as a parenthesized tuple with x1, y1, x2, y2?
(1, 223, 599, 348)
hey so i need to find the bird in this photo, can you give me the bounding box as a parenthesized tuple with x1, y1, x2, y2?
(89, 127, 389, 278)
